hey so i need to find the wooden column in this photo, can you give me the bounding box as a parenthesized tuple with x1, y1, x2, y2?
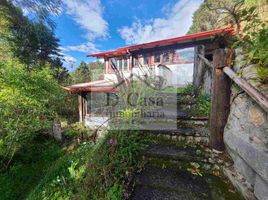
(209, 48, 231, 151)
(78, 92, 87, 123)
(193, 45, 205, 94)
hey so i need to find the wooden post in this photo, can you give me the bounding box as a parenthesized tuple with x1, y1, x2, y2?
(210, 48, 231, 151)
(78, 92, 87, 123)
(193, 45, 205, 94)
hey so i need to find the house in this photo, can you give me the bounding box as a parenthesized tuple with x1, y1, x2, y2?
(64, 27, 235, 124)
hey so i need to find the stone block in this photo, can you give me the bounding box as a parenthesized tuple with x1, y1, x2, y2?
(225, 131, 268, 183)
(254, 176, 268, 200)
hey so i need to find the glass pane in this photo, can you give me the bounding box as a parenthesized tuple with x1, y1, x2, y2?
(154, 53, 160, 63)
(143, 56, 148, 65)
(163, 52, 169, 62)
(124, 59, 128, 71)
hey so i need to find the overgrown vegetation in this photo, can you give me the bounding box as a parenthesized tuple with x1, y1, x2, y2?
(27, 129, 145, 200)
(191, 94, 211, 116)
(0, 0, 266, 199)
(189, 0, 268, 83)
(0, 134, 64, 200)
(0, 60, 64, 167)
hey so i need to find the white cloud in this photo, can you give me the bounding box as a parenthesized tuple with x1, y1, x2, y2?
(62, 0, 108, 40)
(62, 54, 78, 70)
(60, 42, 99, 53)
(118, 0, 202, 45)
(63, 55, 77, 63)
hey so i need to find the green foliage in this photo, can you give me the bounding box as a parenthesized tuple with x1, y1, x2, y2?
(0, 60, 64, 165)
(104, 183, 124, 200)
(89, 61, 105, 81)
(0, 135, 63, 200)
(64, 123, 94, 140)
(231, 4, 268, 83)
(28, 141, 94, 200)
(188, 94, 211, 117)
(257, 66, 268, 83)
(0, 1, 68, 81)
(70, 61, 91, 84)
(80, 129, 145, 199)
(10, 0, 62, 28)
(242, 21, 268, 83)
(28, 129, 145, 200)
(195, 94, 211, 116)
(188, 3, 220, 34)
(177, 84, 194, 95)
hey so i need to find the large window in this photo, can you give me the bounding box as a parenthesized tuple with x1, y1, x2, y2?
(143, 56, 148, 65)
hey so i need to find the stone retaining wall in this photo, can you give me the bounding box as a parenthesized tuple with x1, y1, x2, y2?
(224, 49, 268, 200)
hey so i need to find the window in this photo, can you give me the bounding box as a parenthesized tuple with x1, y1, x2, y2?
(143, 56, 148, 65)
(154, 53, 161, 63)
(124, 59, 128, 71)
(118, 59, 122, 70)
(133, 57, 138, 66)
(163, 52, 170, 63)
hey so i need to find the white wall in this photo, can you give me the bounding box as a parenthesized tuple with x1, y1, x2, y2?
(103, 63, 193, 87)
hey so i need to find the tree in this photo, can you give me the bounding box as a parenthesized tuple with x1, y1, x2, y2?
(188, 3, 221, 34)
(0, 1, 68, 79)
(71, 61, 92, 84)
(89, 61, 105, 81)
(0, 60, 64, 167)
(8, 0, 62, 28)
(50, 57, 69, 83)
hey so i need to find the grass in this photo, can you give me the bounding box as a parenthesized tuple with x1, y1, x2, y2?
(0, 126, 145, 200)
(161, 84, 194, 94)
(0, 135, 64, 200)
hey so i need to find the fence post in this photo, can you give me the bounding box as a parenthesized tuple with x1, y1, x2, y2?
(193, 45, 205, 95)
(209, 48, 231, 151)
(78, 92, 87, 123)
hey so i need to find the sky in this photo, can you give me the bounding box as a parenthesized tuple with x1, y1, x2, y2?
(54, 0, 203, 71)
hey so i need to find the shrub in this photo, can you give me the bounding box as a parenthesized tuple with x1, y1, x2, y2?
(28, 129, 145, 200)
(0, 60, 64, 166)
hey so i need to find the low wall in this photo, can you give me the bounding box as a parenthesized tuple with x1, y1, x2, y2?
(224, 49, 268, 200)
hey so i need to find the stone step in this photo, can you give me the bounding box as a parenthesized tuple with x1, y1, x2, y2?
(141, 126, 209, 138)
(131, 166, 211, 200)
(142, 143, 207, 162)
(131, 185, 210, 200)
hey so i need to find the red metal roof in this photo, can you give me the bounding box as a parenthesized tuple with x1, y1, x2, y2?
(63, 79, 118, 94)
(88, 27, 235, 58)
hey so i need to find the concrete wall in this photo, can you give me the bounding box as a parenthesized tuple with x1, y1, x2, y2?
(224, 49, 268, 200)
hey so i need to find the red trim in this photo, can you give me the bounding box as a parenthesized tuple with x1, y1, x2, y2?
(87, 27, 235, 58)
(67, 87, 118, 94)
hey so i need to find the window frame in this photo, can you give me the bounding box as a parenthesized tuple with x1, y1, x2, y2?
(143, 56, 148, 65)
(123, 59, 128, 71)
(154, 52, 161, 63)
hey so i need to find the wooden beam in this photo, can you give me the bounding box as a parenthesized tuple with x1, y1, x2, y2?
(78, 93, 83, 123)
(193, 45, 205, 94)
(198, 54, 213, 68)
(223, 67, 268, 112)
(78, 92, 87, 123)
(210, 48, 231, 151)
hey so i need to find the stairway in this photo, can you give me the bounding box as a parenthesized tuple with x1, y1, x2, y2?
(129, 93, 243, 200)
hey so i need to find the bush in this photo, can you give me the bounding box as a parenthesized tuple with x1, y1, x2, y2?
(28, 129, 145, 200)
(80, 129, 145, 199)
(0, 60, 64, 166)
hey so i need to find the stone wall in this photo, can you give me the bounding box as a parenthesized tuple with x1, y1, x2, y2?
(224, 49, 268, 200)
